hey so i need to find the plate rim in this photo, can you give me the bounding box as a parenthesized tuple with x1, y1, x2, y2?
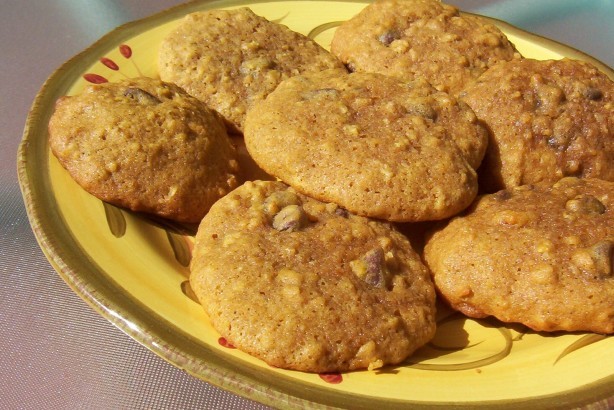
(16, 0, 614, 408)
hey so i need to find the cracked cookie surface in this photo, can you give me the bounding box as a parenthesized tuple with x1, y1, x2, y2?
(460, 58, 614, 192)
(48, 77, 240, 223)
(244, 69, 488, 222)
(331, 0, 519, 96)
(158, 7, 344, 133)
(424, 177, 614, 334)
(190, 180, 436, 372)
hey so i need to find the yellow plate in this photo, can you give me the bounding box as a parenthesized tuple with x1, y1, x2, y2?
(17, 0, 614, 408)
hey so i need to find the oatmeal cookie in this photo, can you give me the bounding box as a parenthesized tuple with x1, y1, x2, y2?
(158, 7, 345, 133)
(424, 177, 614, 334)
(244, 70, 488, 222)
(190, 180, 437, 372)
(48, 77, 240, 223)
(331, 0, 519, 96)
(460, 58, 614, 192)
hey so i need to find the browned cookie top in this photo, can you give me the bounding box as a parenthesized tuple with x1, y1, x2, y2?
(48, 77, 240, 223)
(460, 58, 614, 192)
(158, 7, 345, 133)
(424, 177, 614, 334)
(244, 69, 488, 222)
(331, 0, 519, 96)
(190, 180, 436, 372)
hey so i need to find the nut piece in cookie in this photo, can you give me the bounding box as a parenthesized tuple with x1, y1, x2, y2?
(244, 70, 488, 222)
(158, 7, 345, 133)
(190, 180, 437, 372)
(460, 58, 614, 192)
(424, 177, 614, 334)
(331, 0, 520, 96)
(48, 77, 240, 223)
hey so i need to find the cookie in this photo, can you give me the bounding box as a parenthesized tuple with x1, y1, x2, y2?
(460, 58, 614, 192)
(190, 180, 436, 372)
(424, 177, 614, 334)
(244, 69, 488, 222)
(158, 7, 345, 134)
(48, 77, 240, 224)
(331, 0, 519, 96)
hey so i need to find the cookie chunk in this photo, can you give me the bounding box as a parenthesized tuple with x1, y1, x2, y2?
(190, 180, 436, 372)
(48, 77, 240, 223)
(460, 58, 614, 192)
(244, 70, 488, 222)
(158, 8, 345, 133)
(331, 0, 519, 96)
(424, 177, 614, 334)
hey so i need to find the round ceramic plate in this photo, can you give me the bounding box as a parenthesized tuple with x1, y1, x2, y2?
(17, 0, 614, 408)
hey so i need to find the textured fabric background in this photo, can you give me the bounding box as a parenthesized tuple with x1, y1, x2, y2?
(1, 1, 612, 409)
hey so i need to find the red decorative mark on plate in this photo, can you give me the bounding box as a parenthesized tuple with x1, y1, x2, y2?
(119, 44, 132, 59)
(100, 57, 119, 70)
(319, 372, 343, 384)
(84, 43, 142, 84)
(83, 73, 108, 84)
(218, 337, 236, 349)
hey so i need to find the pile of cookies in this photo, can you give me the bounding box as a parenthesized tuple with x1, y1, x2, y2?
(48, 0, 613, 373)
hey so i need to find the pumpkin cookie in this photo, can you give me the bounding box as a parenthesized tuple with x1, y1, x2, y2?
(424, 177, 614, 334)
(158, 7, 345, 133)
(331, 0, 519, 96)
(190, 180, 437, 372)
(48, 77, 240, 223)
(244, 70, 488, 222)
(460, 58, 614, 192)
